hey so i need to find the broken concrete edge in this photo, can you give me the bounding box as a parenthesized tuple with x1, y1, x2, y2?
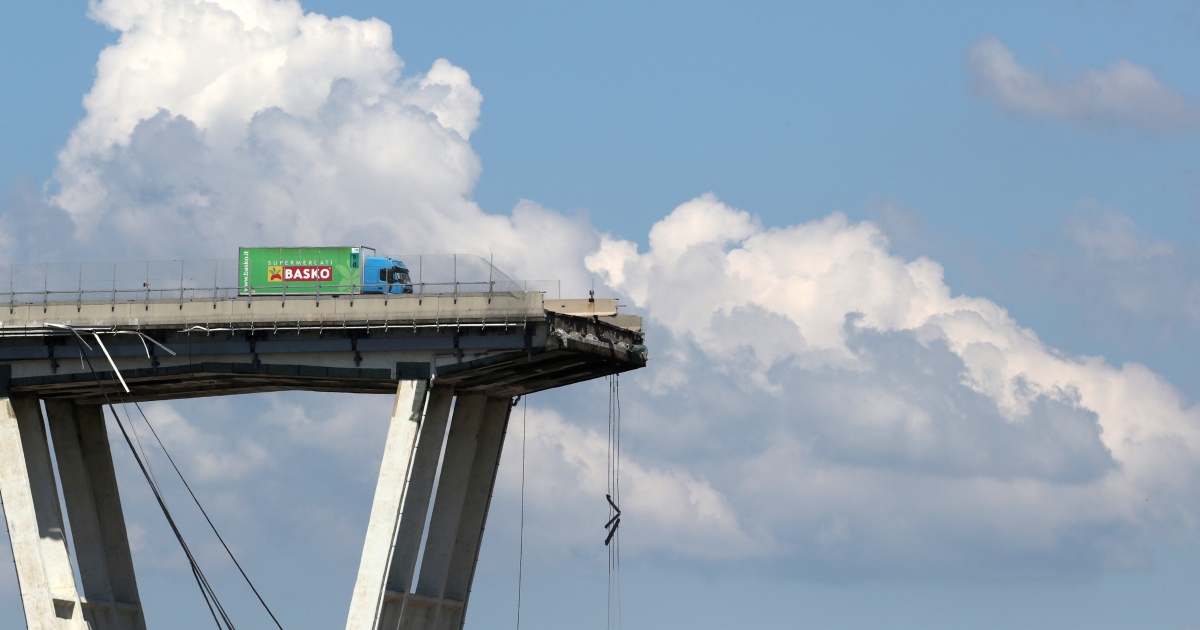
(543, 297, 619, 317)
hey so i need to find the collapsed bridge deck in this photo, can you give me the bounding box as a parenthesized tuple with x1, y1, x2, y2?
(0, 291, 645, 401)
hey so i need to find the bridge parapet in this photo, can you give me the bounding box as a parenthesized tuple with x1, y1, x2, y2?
(1, 291, 544, 335)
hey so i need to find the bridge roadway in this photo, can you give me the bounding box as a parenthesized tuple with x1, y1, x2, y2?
(0, 291, 645, 630)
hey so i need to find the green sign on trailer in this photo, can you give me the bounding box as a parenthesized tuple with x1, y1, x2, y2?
(239, 246, 366, 295)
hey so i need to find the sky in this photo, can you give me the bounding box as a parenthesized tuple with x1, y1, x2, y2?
(4, 1, 1200, 628)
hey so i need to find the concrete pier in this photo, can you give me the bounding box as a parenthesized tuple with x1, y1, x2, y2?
(0, 395, 87, 629)
(45, 401, 145, 630)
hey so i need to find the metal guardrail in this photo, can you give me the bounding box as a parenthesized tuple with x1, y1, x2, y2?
(0, 254, 557, 313)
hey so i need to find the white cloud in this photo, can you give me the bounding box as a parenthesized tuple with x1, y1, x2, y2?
(493, 405, 771, 561)
(966, 35, 1200, 130)
(122, 402, 273, 483)
(588, 194, 1200, 574)
(3, 0, 595, 293)
(257, 394, 387, 458)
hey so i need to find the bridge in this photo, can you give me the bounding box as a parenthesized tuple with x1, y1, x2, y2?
(0, 258, 645, 630)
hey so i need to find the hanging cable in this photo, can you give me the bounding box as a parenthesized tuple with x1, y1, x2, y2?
(57, 326, 239, 629)
(56, 324, 283, 627)
(56, 325, 228, 628)
(130, 400, 284, 630)
(516, 394, 527, 630)
(121, 400, 162, 487)
(616, 376, 622, 628)
(108, 397, 233, 628)
(604, 374, 623, 630)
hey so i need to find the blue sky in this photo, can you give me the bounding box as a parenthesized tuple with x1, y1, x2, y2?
(4, 1, 1200, 628)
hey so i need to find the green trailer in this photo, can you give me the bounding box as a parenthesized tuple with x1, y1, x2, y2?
(239, 246, 412, 295)
(239, 246, 360, 295)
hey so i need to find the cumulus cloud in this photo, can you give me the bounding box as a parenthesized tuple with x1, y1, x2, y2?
(588, 194, 1200, 575)
(1, 0, 596, 292)
(120, 401, 273, 483)
(966, 35, 1200, 130)
(493, 406, 769, 561)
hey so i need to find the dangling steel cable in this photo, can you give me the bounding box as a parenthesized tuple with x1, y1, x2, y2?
(59, 326, 230, 628)
(58, 325, 283, 629)
(516, 395, 527, 630)
(129, 400, 284, 630)
(605, 375, 623, 630)
(109, 399, 234, 628)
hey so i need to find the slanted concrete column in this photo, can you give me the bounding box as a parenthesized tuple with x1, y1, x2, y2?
(376, 385, 454, 630)
(440, 396, 512, 625)
(346, 379, 433, 630)
(45, 401, 146, 630)
(0, 396, 87, 629)
(349, 389, 514, 630)
(412, 394, 486, 598)
(402, 394, 512, 630)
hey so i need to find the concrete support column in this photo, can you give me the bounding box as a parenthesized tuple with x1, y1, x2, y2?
(346, 379, 433, 630)
(376, 386, 454, 630)
(412, 394, 486, 600)
(442, 398, 513, 607)
(0, 395, 86, 629)
(403, 394, 513, 630)
(45, 401, 145, 630)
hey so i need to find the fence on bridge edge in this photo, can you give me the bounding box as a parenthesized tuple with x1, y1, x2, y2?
(0, 255, 563, 312)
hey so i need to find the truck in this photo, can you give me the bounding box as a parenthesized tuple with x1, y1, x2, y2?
(238, 247, 413, 295)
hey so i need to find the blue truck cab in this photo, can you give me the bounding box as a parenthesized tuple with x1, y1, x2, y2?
(361, 256, 414, 294)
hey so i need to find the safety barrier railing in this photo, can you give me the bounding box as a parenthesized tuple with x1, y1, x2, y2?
(0, 254, 554, 313)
